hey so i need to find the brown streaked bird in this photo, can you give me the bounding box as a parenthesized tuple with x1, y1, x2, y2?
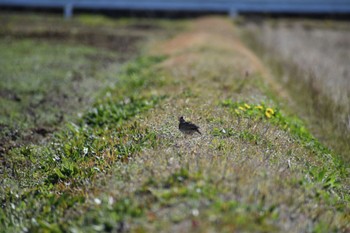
(179, 116, 201, 135)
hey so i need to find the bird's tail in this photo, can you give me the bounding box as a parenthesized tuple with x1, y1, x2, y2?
(196, 129, 202, 135)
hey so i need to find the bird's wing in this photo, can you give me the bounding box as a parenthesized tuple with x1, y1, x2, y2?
(184, 122, 199, 130)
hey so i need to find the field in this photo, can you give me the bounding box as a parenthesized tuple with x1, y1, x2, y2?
(240, 19, 350, 161)
(0, 13, 349, 233)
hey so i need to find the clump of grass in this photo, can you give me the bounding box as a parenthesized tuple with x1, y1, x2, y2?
(84, 95, 164, 127)
(219, 100, 348, 196)
(78, 197, 144, 233)
(45, 122, 158, 185)
(221, 100, 325, 151)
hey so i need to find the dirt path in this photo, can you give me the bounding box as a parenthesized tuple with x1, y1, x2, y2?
(153, 17, 292, 102)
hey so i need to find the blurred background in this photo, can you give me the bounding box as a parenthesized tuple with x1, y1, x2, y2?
(1, 0, 350, 18)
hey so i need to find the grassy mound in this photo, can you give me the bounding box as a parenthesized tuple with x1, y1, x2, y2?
(1, 15, 349, 233)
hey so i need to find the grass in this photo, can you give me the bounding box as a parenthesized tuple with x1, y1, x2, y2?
(57, 17, 348, 232)
(0, 55, 166, 232)
(0, 11, 181, 154)
(238, 18, 350, 162)
(219, 100, 347, 191)
(1, 15, 349, 233)
(0, 37, 123, 163)
(0, 38, 115, 126)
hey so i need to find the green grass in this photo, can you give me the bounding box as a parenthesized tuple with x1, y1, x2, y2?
(0, 55, 166, 232)
(218, 100, 348, 194)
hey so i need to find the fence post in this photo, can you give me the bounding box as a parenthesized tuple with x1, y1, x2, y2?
(229, 8, 238, 18)
(64, 3, 73, 19)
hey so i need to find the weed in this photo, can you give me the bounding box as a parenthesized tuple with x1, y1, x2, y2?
(84, 96, 164, 127)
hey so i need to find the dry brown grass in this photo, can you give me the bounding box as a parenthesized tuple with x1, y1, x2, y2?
(240, 19, 350, 161)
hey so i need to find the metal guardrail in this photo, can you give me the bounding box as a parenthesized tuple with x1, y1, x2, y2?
(1, 0, 350, 18)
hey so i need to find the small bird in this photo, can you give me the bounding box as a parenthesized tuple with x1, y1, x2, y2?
(179, 116, 201, 135)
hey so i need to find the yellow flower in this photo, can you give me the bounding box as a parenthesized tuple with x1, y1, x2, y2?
(244, 103, 251, 109)
(238, 106, 245, 111)
(265, 108, 274, 118)
(255, 105, 263, 110)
